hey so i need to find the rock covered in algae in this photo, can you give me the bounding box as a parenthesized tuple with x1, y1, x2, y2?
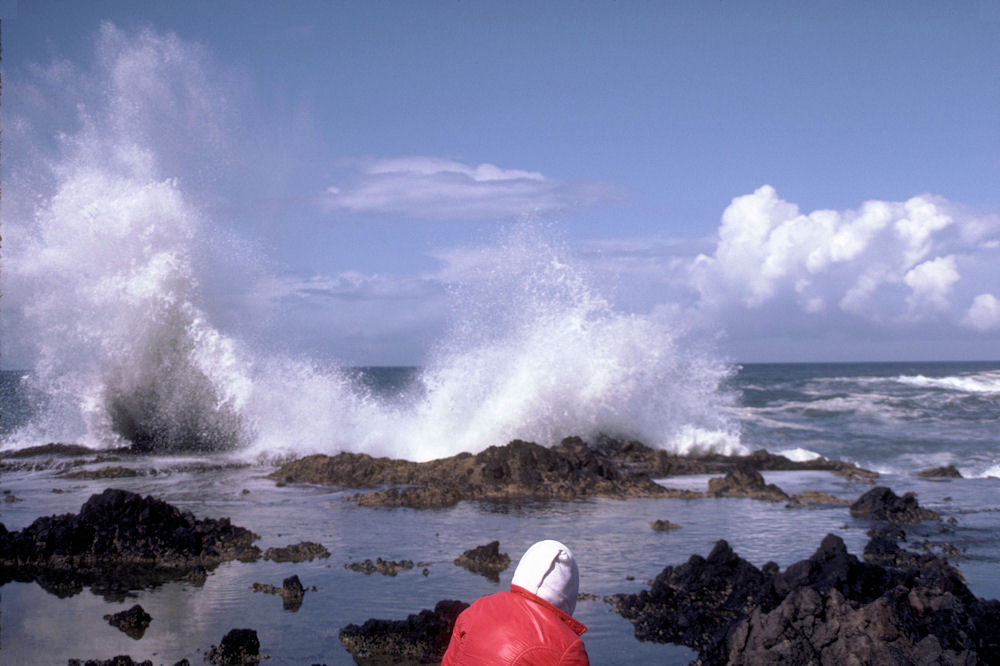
(339, 599, 469, 665)
(849, 486, 941, 524)
(0, 488, 261, 597)
(453, 540, 511, 582)
(611, 532, 1000, 664)
(268, 437, 880, 509)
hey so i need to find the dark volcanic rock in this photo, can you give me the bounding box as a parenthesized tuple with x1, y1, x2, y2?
(917, 464, 964, 479)
(612, 534, 1000, 665)
(61, 466, 149, 480)
(270, 437, 878, 509)
(250, 574, 312, 611)
(346, 557, 415, 576)
(650, 519, 682, 531)
(67, 657, 156, 666)
(103, 603, 152, 639)
(784, 489, 852, 508)
(261, 541, 329, 562)
(453, 540, 511, 582)
(275, 438, 688, 508)
(611, 540, 776, 653)
(205, 628, 263, 665)
(4, 442, 104, 458)
(850, 486, 941, 524)
(339, 599, 469, 664)
(706, 466, 789, 502)
(0, 488, 261, 597)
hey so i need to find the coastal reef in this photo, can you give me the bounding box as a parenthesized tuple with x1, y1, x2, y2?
(339, 599, 470, 665)
(0, 488, 325, 599)
(611, 532, 1000, 664)
(269, 436, 878, 508)
(453, 540, 511, 582)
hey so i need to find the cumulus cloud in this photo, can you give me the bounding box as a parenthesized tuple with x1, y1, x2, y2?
(323, 156, 619, 221)
(963, 294, 1000, 331)
(690, 185, 999, 331)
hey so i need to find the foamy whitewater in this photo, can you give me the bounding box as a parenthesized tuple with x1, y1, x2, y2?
(2, 159, 740, 460)
(2, 98, 740, 461)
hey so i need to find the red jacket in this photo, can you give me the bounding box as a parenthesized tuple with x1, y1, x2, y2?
(441, 584, 588, 665)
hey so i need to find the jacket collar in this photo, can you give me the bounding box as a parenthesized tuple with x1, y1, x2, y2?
(510, 584, 587, 636)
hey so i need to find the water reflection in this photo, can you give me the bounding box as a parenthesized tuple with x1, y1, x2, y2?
(2, 465, 998, 664)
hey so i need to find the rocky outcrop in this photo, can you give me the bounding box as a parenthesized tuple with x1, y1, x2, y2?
(650, 519, 682, 531)
(849, 486, 941, 524)
(68, 657, 157, 666)
(0, 488, 261, 597)
(339, 599, 469, 664)
(250, 574, 315, 611)
(103, 604, 152, 639)
(784, 489, 852, 508)
(271, 437, 874, 509)
(345, 558, 417, 576)
(612, 533, 1000, 665)
(274, 438, 681, 508)
(592, 438, 879, 480)
(917, 464, 963, 478)
(706, 466, 789, 502)
(261, 541, 329, 562)
(205, 628, 263, 665)
(611, 539, 774, 654)
(453, 540, 510, 582)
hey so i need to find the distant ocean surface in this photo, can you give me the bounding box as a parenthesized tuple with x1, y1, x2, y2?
(2, 361, 999, 664)
(4, 360, 999, 477)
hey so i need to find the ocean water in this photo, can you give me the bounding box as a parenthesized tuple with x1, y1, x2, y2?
(2, 363, 999, 665)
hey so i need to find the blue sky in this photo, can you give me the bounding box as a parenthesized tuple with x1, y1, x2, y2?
(3, 0, 999, 366)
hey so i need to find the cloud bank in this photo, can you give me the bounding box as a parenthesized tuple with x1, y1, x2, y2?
(689, 186, 1000, 337)
(323, 156, 619, 220)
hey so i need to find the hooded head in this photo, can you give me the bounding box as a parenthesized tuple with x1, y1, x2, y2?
(511, 540, 580, 616)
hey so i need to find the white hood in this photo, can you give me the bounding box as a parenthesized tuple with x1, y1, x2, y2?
(511, 540, 580, 616)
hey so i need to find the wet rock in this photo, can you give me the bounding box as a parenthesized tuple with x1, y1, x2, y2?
(850, 486, 941, 524)
(867, 524, 907, 541)
(339, 599, 469, 664)
(103, 603, 152, 639)
(268, 451, 424, 487)
(611, 539, 776, 653)
(650, 519, 682, 531)
(250, 574, 314, 611)
(707, 466, 789, 502)
(4, 442, 103, 458)
(0, 488, 261, 597)
(262, 541, 330, 562)
(276, 439, 684, 509)
(784, 490, 852, 508)
(453, 540, 510, 582)
(67, 657, 155, 666)
(61, 466, 148, 480)
(917, 464, 963, 478)
(612, 533, 1000, 664)
(205, 628, 263, 665)
(345, 557, 415, 576)
(271, 437, 877, 509)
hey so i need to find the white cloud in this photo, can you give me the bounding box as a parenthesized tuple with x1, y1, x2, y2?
(689, 185, 998, 329)
(247, 272, 443, 307)
(323, 156, 619, 221)
(903, 255, 959, 313)
(963, 294, 1000, 331)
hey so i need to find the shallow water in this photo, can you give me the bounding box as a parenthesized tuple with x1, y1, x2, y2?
(2, 458, 997, 665)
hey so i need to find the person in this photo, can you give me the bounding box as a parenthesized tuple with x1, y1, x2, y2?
(442, 539, 589, 665)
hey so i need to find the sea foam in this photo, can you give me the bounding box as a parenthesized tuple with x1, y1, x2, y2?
(3, 25, 743, 461)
